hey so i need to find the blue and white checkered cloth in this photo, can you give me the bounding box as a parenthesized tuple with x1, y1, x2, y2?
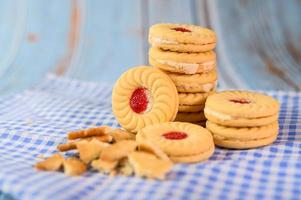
(0, 74, 300, 200)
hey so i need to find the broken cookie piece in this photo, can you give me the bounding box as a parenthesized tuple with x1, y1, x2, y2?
(76, 139, 110, 164)
(100, 140, 137, 162)
(91, 159, 118, 173)
(63, 158, 87, 176)
(57, 135, 113, 152)
(118, 158, 134, 176)
(128, 151, 173, 180)
(35, 154, 64, 171)
(68, 126, 112, 140)
(57, 142, 77, 152)
(137, 140, 170, 161)
(109, 129, 136, 142)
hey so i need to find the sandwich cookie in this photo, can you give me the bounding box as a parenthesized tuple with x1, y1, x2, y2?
(112, 66, 179, 133)
(178, 92, 214, 113)
(149, 47, 216, 74)
(206, 121, 279, 149)
(204, 91, 279, 127)
(166, 70, 217, 93)
(136, 122, 215, 163)
(149, 23, 216, 53)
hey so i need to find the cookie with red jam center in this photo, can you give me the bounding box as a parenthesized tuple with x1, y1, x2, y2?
(204, 90, 279, 127)
(136, 122, 215, 163)
(149, 23, 216, 53)
(112, 66, 179, 133)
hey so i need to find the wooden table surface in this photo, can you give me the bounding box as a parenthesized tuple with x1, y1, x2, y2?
(0, 0, 301, 95)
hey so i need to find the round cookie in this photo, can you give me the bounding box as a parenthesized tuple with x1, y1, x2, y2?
(112, 66, 179, 133)
(136, 122, 215, 163)
(204, 91, 279, 127)
(149, 47, 216, 74)
(149, 23, 216, 53)
(175, 112, 206, 123)
(166, 70, 217, 93)
(206, 121, 279, 149)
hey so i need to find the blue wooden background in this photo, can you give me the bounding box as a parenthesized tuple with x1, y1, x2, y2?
(0, 0, 301, 95)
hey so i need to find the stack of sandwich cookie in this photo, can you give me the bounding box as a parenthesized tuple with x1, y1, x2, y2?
(149, 23, 218, 126)
(205, 90, 280, 149)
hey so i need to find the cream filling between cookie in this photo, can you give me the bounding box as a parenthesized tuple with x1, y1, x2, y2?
(204, 107, 233, 121)
(151, 37, 179, 45)
(155, 59, 215, 74)
(177, 81, 217, 92)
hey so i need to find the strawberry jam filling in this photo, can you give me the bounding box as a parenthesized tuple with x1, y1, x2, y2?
(130, 88, 149, 114)
(229, 98, 251, 104)
(163, 131, 188, 140)
(171, 27, 191, 32)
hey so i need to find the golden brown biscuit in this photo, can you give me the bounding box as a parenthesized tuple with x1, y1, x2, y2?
(57, 142, 77, 152)
(67, 126, 111, 140)
(100, 140, 137, 162)
(137, 140, 170, 161)
(204, 90, 279, 127)
(57, 135, 113, 152)
(63, 158, 87, 176)
(109, 128, 136, 142)
(112, 66, 179, 132)
(76, 139, 110, 164)
(149, 23, 216, 53)
(35, 154, 64, 171)
(91, 159, 118, 173)
(128, 151, 173, 180)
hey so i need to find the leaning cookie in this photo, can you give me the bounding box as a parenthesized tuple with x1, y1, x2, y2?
(204, 91, 279, 127)
(166, 70, 217, 93)
(149, 47, 216, 74)
(112, 66, 179, 133)
(206, 121, 279, 149)
(136, 122, 214, 163)
(149, 23, 216, 53)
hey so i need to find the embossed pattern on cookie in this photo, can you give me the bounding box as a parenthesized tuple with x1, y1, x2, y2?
(112, 66, 179, 132)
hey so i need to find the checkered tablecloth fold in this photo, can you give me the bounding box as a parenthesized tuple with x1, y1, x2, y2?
(0, 75, 300, 200)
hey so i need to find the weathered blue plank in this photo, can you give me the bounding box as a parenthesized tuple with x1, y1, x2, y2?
(0, 0, 71, 94)
(0, 0, 301, 94)
(208, 0, 301, 90)
(147, 0, 194, 24)
(65, 0, 145, 83)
